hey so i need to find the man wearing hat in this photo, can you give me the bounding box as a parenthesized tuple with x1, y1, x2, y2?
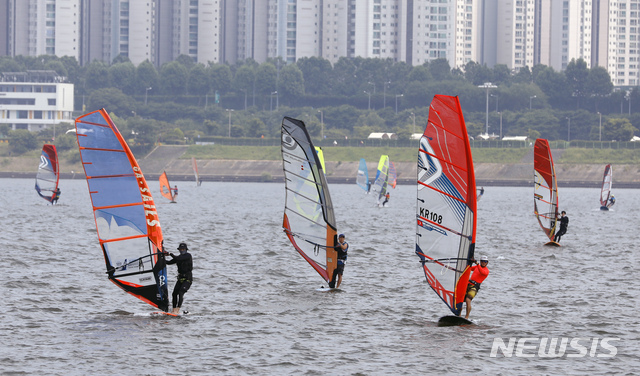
(166, 242, 193, 315)
(329, 234, 348, 289)
(463, 255, 490, 320)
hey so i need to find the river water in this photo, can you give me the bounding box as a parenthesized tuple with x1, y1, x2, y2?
(0, 178, 637, 375)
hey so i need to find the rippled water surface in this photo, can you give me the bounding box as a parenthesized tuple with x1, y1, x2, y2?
(1, 178, 637, 375)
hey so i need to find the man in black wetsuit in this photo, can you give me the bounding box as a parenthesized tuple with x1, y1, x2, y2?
(329, 234, 348, 289)
(553, 211, 569, 243)
(166, 242, 193, 314)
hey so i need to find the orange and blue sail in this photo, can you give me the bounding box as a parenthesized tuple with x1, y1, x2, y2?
(75, 109, 169, 311)
(533, 139, 558, 241)
(281, 117, 338, 283)
(35, 144, 59, 203)
(416, 95, 476, 316)
(159, 171, 176, 202)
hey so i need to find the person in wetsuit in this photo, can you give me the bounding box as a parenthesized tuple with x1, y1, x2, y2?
(553, 211, 569, 243)
(329, 234, 348, 289)
(463, 255, 490, 319)
(166, 242, 193, 314)
(382, 192, 390, 206)
(52, 187, 61, 204)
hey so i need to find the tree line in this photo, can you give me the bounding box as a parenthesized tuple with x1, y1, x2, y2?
(1, 54, 639, 155)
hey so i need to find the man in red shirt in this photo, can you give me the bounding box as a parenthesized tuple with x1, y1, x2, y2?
(463, 255, 490, 319)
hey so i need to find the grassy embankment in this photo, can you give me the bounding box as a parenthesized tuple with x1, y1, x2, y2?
(184, 144, 640, 164)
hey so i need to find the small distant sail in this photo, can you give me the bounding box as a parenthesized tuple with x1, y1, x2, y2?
(600, 164, 613, 209)
(75, 109, 169, 312)
(192, 157, 201, 186)
(35, 144, 59, 203)
(372, 155, 390, 193)
(389, 161, 397, 189)
(282, 117, 338, 284)
(315, 146, 326, 172)
(533, 139, 559, 242)
(159, 171, 176, 202)
(415, 95, 476, 316)
(356, 158, 370, 192)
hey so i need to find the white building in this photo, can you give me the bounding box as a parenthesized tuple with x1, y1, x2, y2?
(0, 71, 74, 132)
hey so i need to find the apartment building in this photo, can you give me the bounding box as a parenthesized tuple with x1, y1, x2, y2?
(0, 71, 74, 132)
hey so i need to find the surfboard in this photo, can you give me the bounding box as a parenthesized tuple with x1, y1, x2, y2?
(150, 310, 189, 317)
(438, 315, 474, 327)
(544, 241, 561, 247)
(316, 287, 340, 292)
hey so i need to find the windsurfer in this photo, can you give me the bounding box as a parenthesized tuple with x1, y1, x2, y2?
(463, 255, 490, 319)
(382, 192, 390, 206)
(166, 242, 193, 314)
(52, 187, 61, 204)
(608, 195, 616, 208)
(172, 185, 179, 197)
(553, 211, 569, 243)
(329, 234, 348, 289)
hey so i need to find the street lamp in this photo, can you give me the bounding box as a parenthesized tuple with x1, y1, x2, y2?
(317, 110, 324, 140)
(364, 91, 371, 110)
(529, 95, 537, 110)
(145, 87, 152, 105)
(598, 112, 602, 142)
(498, 112, 503, 139)
(491, 93, 498, 112)
(410, 112, 416, 135)
(368, 81, 376, 93)
(478, 82, 497, 135)
(383, 80, 391, 108)
(226, 109, 234, 137)
(626, 90, 632, 115)
(395, 94, 403, 114)
(566, 117, 571, 142)
(270, 91, 277, 112)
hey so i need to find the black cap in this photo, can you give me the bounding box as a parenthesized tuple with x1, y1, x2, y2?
(177, 242, 188, 250)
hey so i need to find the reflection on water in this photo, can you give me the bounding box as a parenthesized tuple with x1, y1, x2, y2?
(0, 178, 637, 374)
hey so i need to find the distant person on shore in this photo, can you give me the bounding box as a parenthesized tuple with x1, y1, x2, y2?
(554, 211, 569, 243)
(462, 255, 490, 319)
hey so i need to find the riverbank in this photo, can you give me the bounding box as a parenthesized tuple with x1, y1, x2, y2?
(4, 158, 639, 188)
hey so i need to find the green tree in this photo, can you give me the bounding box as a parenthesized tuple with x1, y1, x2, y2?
(429, 58, 452, 81)
(255, 62, 277, 96)
(296, 56, 333, 95)
(565, 58, 589, 107)
(209, 64, 232, 94)
(159, 61, 188, 95)
(187, 64, 210, 95)
(8, 129, 39, 154)
(136, 60, 159, 94)
(535, 66, 570, 108)
(278, 64, 305, 104)
(246, 118, 267, 137)
(109, 62, 136, 94)
(407, 65, 431, 83)
(492, 64, 511, 85)
(87, 88, 136, 116)
(602, 118, 637, 141)
(585, 66, 613, 106)
(45, 60, 68, 77)
(53, 133, 77, 151)
(85, 60, 110, 91)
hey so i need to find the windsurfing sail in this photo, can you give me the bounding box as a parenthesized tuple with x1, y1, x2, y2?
(372, 155, 390, 193)
(389, 161, 397, 189)
(315, 146, 326, 172)
(356, 158, 370, 192)
(159, 171, 176, 202)
(415, 95, 476, 316)
(533, 138, 559, 241)
(192, 157, 201, 186)
(35, 144, 60, 203)
(281, 117, 338, 284)
(75, 108, 169, 311)
(600, 164, 613, 208)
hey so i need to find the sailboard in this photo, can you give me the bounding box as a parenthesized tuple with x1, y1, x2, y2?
(372, 155, 390, 206)
(389, 161, 397, 189)
(533, 139, 560, 246)
(356, 158, 370, 193)
(75, 108, 170, 312)
(159, 171, 177, 203)
(192, 157, 201, 186)
(600, 164, 613, 210)
(35, 144, 60, 203)
(415, 95, 476, 323)
(281, 117, 339, 286)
